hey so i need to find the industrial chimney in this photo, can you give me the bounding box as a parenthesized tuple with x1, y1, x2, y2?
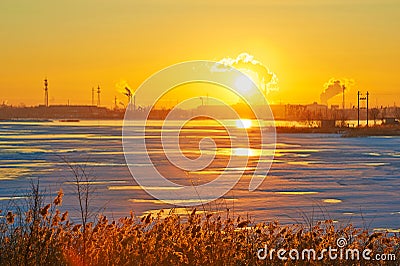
(44, 78, 49, 107)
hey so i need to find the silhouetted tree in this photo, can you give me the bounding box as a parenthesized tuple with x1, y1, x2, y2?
(394, 107, 400, 121)
(370, 108, 380, 125)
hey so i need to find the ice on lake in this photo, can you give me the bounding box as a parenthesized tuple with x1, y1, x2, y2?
(0, 120, 399, 231)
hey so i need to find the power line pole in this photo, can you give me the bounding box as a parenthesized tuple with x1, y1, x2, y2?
(357, 91, 360, 127)
(92, 87, 95, 106)
(366, 91, 369, 127)
(342, 85, 345, 110)
(342, 85, 346, 127)
(357, 91, 369, 127)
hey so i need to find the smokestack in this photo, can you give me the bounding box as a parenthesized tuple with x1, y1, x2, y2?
(44, 78, 49, 107)
(124, 87, 132, 110)
(97, 85, 101, 106)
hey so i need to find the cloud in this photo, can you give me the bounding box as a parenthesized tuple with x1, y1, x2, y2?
(212, 53, 278, 95)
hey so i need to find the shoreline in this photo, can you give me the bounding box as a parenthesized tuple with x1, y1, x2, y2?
(1, 118, 399, 137)
(276, 126, 400, 137)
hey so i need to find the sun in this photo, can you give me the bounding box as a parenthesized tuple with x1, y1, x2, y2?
(234, 75, 253, 93)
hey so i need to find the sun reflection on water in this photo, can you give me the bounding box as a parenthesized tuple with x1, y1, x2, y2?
(235, 119, 252, 129)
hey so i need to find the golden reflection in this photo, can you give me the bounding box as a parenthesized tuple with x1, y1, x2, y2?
(235, 119, 252, 129)
(129, 198, 237, 204)
(323, 199, 342, 204)
(108, 186, 182, 191)
(374, 228, 400, 233)
(188, 170, 222, 175)
(277, 191, 319, 195)
(64, 181, 126, 185)
(287, 161, 311, 166)
(0, 168, 29, 180)
(0, 196, 27, 201)
(233, 148, 257, 157)
(213, 147, 274, 157)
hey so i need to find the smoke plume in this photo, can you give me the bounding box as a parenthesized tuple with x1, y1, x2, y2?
(320, 78, 355, 105)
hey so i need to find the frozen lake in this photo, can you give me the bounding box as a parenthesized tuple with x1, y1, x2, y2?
(0, 120, 399, 231)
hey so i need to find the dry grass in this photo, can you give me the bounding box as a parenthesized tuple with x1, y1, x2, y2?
(0, 187, 399, 265)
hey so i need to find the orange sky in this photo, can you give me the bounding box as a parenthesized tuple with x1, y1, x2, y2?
(1, 0, 399, 108)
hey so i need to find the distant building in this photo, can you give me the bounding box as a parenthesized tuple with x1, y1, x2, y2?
(305, 102, 328, 119)
(306, 102, 328, 112)
(0, 105, 124, 120)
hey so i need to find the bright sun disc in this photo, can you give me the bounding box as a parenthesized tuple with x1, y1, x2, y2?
(235, 75, 253, 93)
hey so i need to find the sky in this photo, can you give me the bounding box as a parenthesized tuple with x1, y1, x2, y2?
(1, 0, 399, 108)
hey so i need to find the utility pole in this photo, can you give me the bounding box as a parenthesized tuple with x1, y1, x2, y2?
(92, 87, 95, 106)
(342, 85, 345, 110)
(366, 91, 369, 127)
(341, 85, 346, 127)
(357, 91, 369, 127)
(357, 91, 360, 127)
(44, 78, 49, 107)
